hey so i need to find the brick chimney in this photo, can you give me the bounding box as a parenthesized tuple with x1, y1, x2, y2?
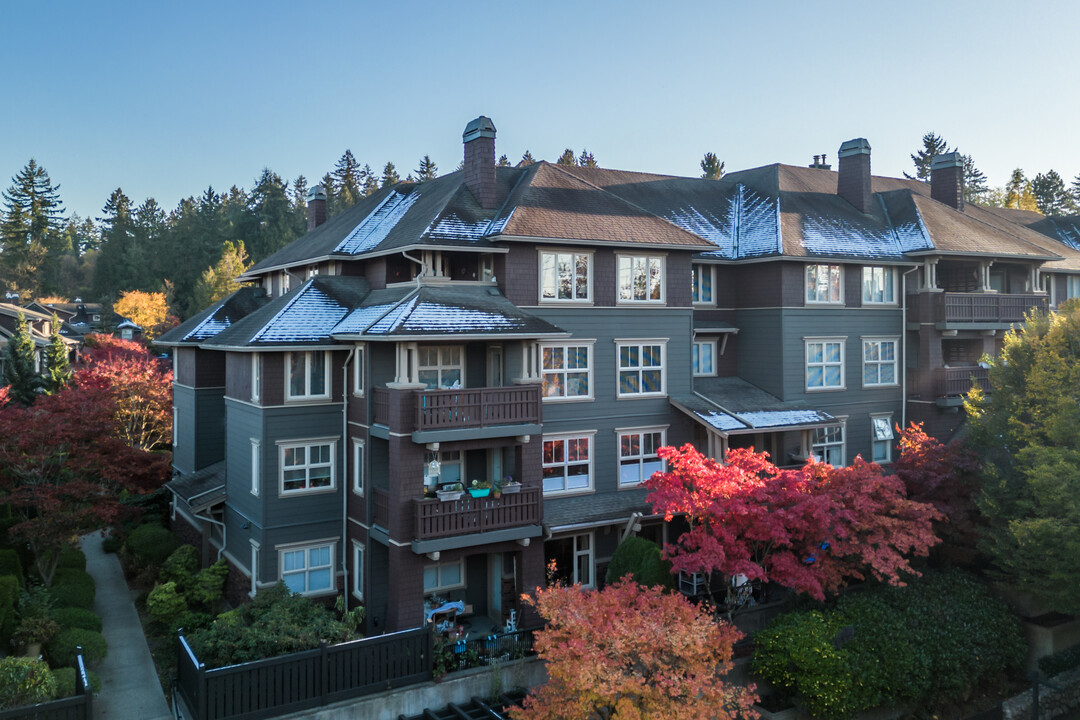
(837, 138, 872, 213)
(931, 152, 964, 210)
(463, 116, 497, 209)
(306, 184, 327, 232)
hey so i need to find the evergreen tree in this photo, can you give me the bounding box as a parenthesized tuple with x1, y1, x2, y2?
(556, 149, 576, 166)
(518, 151, 536, 167)
(64, 213, 99, 255)
(331, 150, 362, 213)
(2, 312, 42, 405)
(381, 162, 400, 188)
(360, 165, 379, 196)
(42, 313, 71, 394)
(962, 154, 990, 204)
(248, 169, 302, 260)
(905, 132, 951, 181)
(93, 188, 137, 300)
(1032, 170, 1073, 216)
(497, 154, 511, 167)
(578, 149, 598, 168)
(1004, 169, 1038, 211)
(0, 159, 67, 298)
(700, 152, 725, 180)
(133, 197, 168, 289)
(319, 173, 337, 213)
(415, 155, 438, 182)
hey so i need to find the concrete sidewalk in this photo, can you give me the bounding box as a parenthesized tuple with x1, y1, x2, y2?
(81, 533, 172, 720)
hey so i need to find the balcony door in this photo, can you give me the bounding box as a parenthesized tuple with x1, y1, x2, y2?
(418, 346, 463, 390)
(487, 346, 503, 387)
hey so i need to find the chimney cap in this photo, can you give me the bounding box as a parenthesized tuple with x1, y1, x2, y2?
(838, 138, 871, 158)
(931, 152, 963, 170)
(306, 184, 327, 202)
(463, 116, 497, 143)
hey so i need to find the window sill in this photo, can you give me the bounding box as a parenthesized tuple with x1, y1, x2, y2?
(542, 396, 595, 403)
(538, 299, 593, 305)
(805, 386, 846, 392)
(279, 486, 338, 498)
(617, 393, 667, 400)
(542, 488, 595, 499)
(862, 383, 899, 389)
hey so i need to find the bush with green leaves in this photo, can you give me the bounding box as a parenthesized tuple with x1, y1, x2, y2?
(0, 549, 24, 587)
(52, 607, 103, 633)
(605, 536, 674, 589)
(56, 546, 86, 571)
(1039, 644, 1080, 677)
(160, 545, 199, 592)
(752, 570, 1025, 719)
(47, 628, 108, 668)
(50, 568, 95, 609)
(0, 575, 19, 645)
(147, 581, 188, 628)
(0, 656, 57, 710)
(188, 582, 357, 668)
(189, 559, 228, 608)
(126, 524, 180, 569)
(51, 667, 100, 698)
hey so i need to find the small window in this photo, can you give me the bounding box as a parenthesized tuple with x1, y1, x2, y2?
(352, 439, 365, 496)
(692, 264, 714, 304)
(280, 543, 334, 595)
(618, 429, 665, 487)
(618, 255, 665, 302)
(251, 354, 261, 402)
(286, 351, 328, 400)
(871, 415, 895, 464)
(542, 434, 594, 495)
(806, 339, 845, 390)
(862, 267, 896, 304)
(863, 339, 898, 387)
(351, 541, 365, 601)
(279, 441, 336, 495)
(1068, 276, 1080, 300)
(541, 343, 592, 400)
(251, 439, 261, 496)
(617, 341, 666, 397)
(813, 424, 845, 466)
(352, 345, 365, 397)
(424, 559, 465, 593)
(417, 346, 463, 390)
(806, 264, 842, 304)
(540, 250, 591, 302)
(692, 340, 717, 376)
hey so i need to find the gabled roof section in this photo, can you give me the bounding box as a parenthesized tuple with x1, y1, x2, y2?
(156, 286, 270, 346)
(905, 194, 1060, 260)
(979, 209, 1080, 271)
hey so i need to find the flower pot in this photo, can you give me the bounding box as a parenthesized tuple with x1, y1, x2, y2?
(437, 491, 462, 501)
(468, 488, 491, 498)
(501, 483, 521, 494)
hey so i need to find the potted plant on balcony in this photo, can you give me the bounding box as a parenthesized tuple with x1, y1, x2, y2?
(500, 475, 521, 494)
(469, 479, 492, 498)
(437, 482, 464, 501)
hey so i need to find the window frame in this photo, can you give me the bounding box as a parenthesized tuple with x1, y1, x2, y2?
(251, 354, 261, 402)
(692, 339, 718, 377)
(1067, 276, 1080, 300)
(351, 541, 365, 601)
(812, 422, 846, 466)
(352, 439, 365, 496)
(352, 344, 365, 397)
(805, 264, 843, 304)
(540, 342, 594, 402)
(277, 439, 337, 496)
(862, 337, 899, 388)
(542, 432, 595, 496)
(250, 439, 261, 496)
(423, 559, 466, 593)
(805, 337, 846, 391)
(416, 345, 464, 390)
(539, 249, 592, 303)
(861, 266, 897, 305)
(616, 340, 667, 398)
(278, 540, 336, 596)
(617, 427, 667, 488)
(692, 263, 715, 305)
(617, 254, 666, 304)
(285, 350, 330, 401)
(871, 414, 895, 464)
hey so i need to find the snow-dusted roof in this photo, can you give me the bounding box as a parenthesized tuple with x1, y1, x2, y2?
(673, 376, 837, 435)
(156, 286, 270, 346)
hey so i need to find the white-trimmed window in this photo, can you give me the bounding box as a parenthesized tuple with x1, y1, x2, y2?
(250, 439, 261, 496)
(417, 346, 463, 389)
(863, 338, 898, 387)
(692, 339, 717, 377)
(541, 343, 592, 400)
(286, 351, 328, 400)
(540, 250, 591, 302)
(351, 541, 365, 601)
(806, 338, 845, 390)
(692, 264, 714, 304)
(617, 341, 666, 396)
(279, 440, 336, 495)
(1067, 276, 1080, 300)
(542, 433, 594, 494)
(813, 424, 845, 466)
(871, 415, 895, 464)
(251, 354, 261, 402)
(546, 533, 594, 588)
(618, 255, 665, 302)
(806, 264, 842, 304)
(862, 266, 896, 304)
(280, 542, 334, 595)
(618, 428, 665, 487)
(352, 344, 365, 397)
(424, 559, 465, 593)
(352, 439, 364, 496)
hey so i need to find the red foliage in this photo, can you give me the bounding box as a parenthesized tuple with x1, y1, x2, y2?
(644, 445, 941, 602)
(511, 580, 758, 720)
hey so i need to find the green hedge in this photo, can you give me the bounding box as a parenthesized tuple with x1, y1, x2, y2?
(52, 607, 103, 633)
(0, 575, 18, 646)
(0, 656, 56, 710)
(47, 628, 108, 668)
(160, 545, 199, 592)
(127, 524, 180, 568)
(50, 569, 96, 610)
(1039, 645, 1080, 677)
(0, 549, 24, 588)
(752, 570, 1025, 720)
(605, 536, 674, 589)
(51, 667, 101, 698)
(56, 547, 86, 571)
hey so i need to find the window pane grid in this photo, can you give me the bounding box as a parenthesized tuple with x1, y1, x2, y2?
(618, 256, 664, 302)
(619, 430, 664, 486)
(542, 344, 591, 399)
(862, 339, 897, 386)
(543, 436, 592, 493)
(806, 264, 842, 303)
(281, 442, 334, 493)
(806, 341, 844, 389)
(862, 266, 895, 304)
(812, 425, 845, 466)
(541, 251, 590, 301)
(619, 343, 664, 396)
(281, 543, 333, 594)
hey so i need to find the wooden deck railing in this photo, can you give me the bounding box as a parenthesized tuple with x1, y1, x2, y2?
(414, 487, 541, 541)
(938, 366, 991, 397)
(939, 293, 1048, 323)
(372, 385, 540, 433)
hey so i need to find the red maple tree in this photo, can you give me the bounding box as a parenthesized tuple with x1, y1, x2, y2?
(644, 445, 941, 607)
(510, 579, 758, 720)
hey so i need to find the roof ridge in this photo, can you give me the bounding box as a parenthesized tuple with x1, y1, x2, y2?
(917, 194, 1063, 259)
(251, 279, 315, 343)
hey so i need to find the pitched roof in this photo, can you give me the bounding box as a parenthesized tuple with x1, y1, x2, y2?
(156, 286, 271, 346)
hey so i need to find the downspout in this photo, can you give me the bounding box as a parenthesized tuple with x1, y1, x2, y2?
(196, 512, 226, 562)
(901, 266, 920, 429)
(401, 251, 426, 287)
(341, 346, 355, 612)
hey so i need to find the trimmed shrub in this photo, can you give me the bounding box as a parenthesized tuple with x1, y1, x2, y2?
(51, 667, 101, 698)
(0, 656, 56, 710)
(52, 607, 103, 633)
(605, 536, 674, 590)
(176, 610, 213, 633)
(50, 569, 96, 610)
(126, 524, 180, 569)
(56, 546, 86, 571)
(160, 545, 199, 591)
(0, 575, 19, 645)
(47, 628, 108, 668)
(147, 582, 188, 628)
(190, 559, 229, 608)
(0, 549, 24, 588)
(1039, 644, 1080, 677)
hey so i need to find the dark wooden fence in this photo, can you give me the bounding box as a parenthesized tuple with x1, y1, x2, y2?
(414, 487, 541, 540)
(940, 292, 1048, 323)
(0, 651, 93, 720)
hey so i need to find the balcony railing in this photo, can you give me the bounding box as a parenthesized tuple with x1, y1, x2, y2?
(373, 385, 541, 433)
(413, 487, 541, 541)
(373, 488, 390, 530)
(938, 366, 991, 397)
(939, 293, 1048, 324)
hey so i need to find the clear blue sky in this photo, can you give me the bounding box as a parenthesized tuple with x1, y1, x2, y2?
(3, 0, 1079, 221)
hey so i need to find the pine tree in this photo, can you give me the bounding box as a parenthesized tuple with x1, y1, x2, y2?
(556, 149, 576, 166)
(64, 214, 99, 255)
(578, 149, 598, 168)
(381, 162, 400, 188)
(42, 313, 71, 394)
(497, 155, 511, 168)
(1, 159, 67, 298)
(331, 150, 362, 213)
(361, 165, 379, 196)
(962, 154, 990, 204)
(518, 151, 536, 167)
(249, 169, 302, 260)
(700, 152, 725, 180)
(905, 132, 951, 181)
(1071, 174, 1080, 211)
(2, 312, 42, 405)
(93, 188, 137, 300)
(1032, 170, 1072, 216)
(415, 155, 438, 182)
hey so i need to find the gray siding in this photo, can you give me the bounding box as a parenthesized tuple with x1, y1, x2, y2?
(734, 309, 784, 396)
(173, 386, 225, 474)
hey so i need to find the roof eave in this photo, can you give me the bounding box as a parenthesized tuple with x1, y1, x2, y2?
(495, 233, 715, 251)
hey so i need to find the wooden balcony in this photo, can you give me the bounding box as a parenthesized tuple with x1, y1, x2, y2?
(372, 385, 541, 441)
(934, 292, 1048, 325)
(413, 487, 542, 542)
(937, 366, 990, 397)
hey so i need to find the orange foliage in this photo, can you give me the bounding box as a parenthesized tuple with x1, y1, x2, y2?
(111, 289, 178, 340)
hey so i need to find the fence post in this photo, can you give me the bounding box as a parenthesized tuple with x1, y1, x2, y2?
(428, 625, 436, 680)
(198, 660, 208, 720)
(320, 641, 329, 706)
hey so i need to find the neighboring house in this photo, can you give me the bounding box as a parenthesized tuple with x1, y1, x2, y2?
(115, 318, 143, 341)
(157, 118, 1080, 634)
(0, 303, 80, 379)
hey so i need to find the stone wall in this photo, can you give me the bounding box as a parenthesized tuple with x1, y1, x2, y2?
(1004, 667, 1080, 720)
